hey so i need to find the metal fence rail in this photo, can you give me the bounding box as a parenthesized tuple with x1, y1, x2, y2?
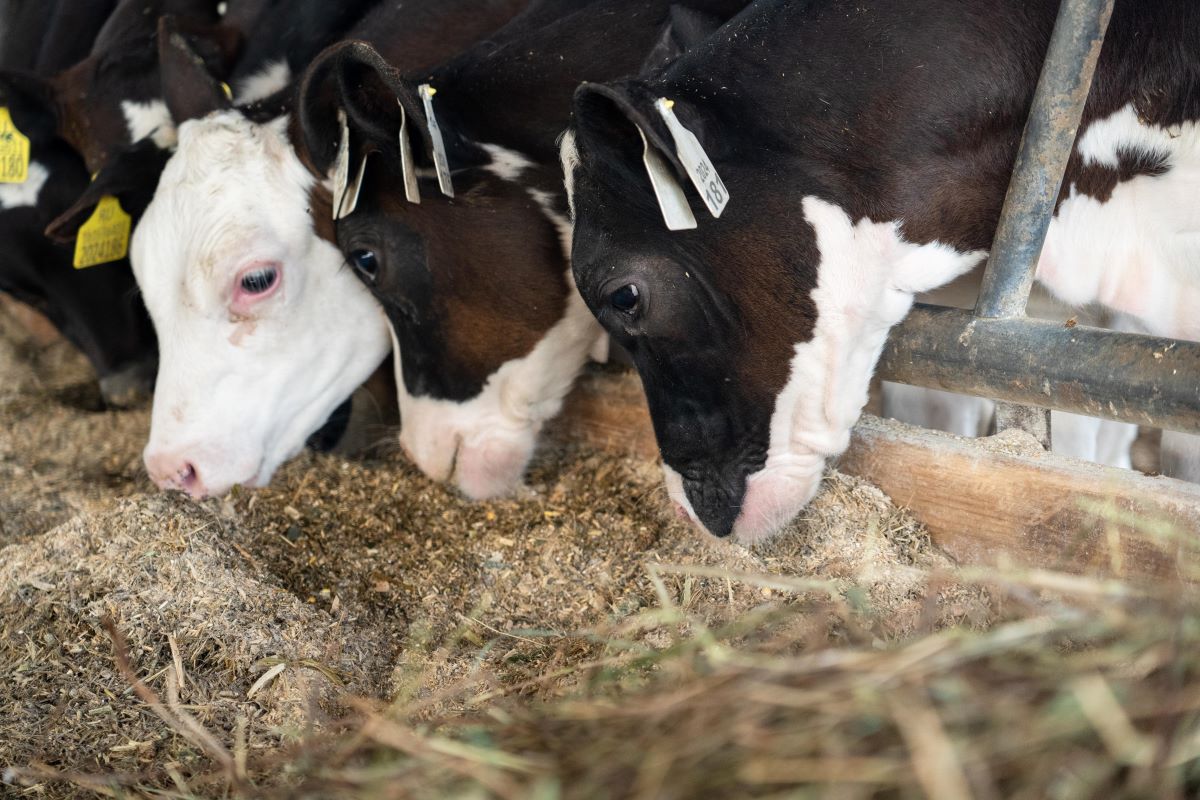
(877, 0, 1200, 441)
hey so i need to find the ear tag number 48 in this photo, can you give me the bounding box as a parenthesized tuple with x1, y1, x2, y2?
(655, 98, 728, 219)
(0, 107, 30, 184)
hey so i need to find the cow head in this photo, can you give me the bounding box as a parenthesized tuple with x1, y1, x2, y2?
(130, 24, 390, 498)
(295, 41, 600, 500)
(565, 82, 983, 541)
(0, 2, 235, 173)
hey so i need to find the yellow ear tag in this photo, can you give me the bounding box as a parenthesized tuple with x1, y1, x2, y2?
(0, 107, 31, 183)
(73, 196, 132, 269)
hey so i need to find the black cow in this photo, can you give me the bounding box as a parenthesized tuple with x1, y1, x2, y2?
(293, 0, 747, 499)
(565, 0, 1200, 540)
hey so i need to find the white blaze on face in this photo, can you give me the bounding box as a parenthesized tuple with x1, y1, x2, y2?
(393, 278, 598, 499)
(666, 197, 985, 543)
(132, 111, 391, 497)
(389, 141, 601, 499)
(1039, 103, 1200, 340)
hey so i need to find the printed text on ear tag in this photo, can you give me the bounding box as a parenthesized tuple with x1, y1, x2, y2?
(397, 100, 420, 204)
(0, 107, 31, 184)
(332, 109, 351, 219)
(655, 98, 728, 218)
(638, 124, 696, 231)
(74, 196, 131, 269)
(418, 84, 454, 198)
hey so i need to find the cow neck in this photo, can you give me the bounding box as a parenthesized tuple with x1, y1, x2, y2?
(419, 0, 728, 170)
(639, 0, 1200, 256)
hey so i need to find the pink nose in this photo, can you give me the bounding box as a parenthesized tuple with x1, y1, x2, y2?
(145, 452, 205, 497)
(673, 502, 690, 521)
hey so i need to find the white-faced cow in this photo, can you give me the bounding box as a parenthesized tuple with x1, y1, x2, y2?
(565, 0, 1200, 540)
(293, 0, 747, 499)
(127, 0, 527, 497)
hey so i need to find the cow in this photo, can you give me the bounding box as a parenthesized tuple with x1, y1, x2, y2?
(563, 0, 1200, 540)
(0, 1, 164, 405)
(0, 0, 232, 176)
(291, 0, 746, 499)
(122, 0, 528, 497)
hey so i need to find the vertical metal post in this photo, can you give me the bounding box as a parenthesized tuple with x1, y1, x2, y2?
(976, 0, 1115, 319)
(974, 0, 1115, 447)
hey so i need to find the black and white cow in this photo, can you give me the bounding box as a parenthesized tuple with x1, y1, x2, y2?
(0, 0, 163, 405)
(293, 0, 746, 498)
(564, 0, 1200, 540)
(125, 0, 527, 497)
(0, 0, 231, 176)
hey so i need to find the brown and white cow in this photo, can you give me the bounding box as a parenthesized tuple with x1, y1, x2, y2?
(293, 0, 746, 498)
(126, 0, 528, 497)
(564, 0, 1200, 540)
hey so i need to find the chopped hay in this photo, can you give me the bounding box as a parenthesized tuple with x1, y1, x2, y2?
(2, 304, 1196, 798)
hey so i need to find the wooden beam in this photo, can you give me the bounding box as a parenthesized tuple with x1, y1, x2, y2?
(549, 367, 659, 460)
(554, 367, 1200, 579)
(840, 416, 1200, 579)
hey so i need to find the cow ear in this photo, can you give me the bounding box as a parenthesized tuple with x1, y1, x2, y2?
(0, 70, 60, 144)
(157, 14, 232, 124)
(639, 6, 724, 76)
(298, 40, 423, 177)
(93, 0, 223, 54)
(45, 140, 172, 244)
(573, 81, 683, 176)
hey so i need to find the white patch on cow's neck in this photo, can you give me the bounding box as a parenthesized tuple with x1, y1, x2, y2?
(393, 268, 601, 500)
(121, 99, 176, 149)
(709, 197, 984, 542)
(1039, 103, 1200, 340)
(480, 142, 534, 181)
(527, 187, 573, 257)
(0, 160, 48, 208)
(559, 130, 579, 219)
(235, 60, 292, 104)
(479, 141, 574, 256)
(133, 110, 391, 497)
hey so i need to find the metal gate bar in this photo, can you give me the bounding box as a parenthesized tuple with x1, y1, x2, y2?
(877, 0, 1200, 439)
(975, 0, 1115, 319)
(878, 307, 1200, 435)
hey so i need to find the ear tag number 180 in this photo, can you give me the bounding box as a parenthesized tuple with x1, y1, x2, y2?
(0, 107, 30, 184)
(655, 98, 728, 219)
(74, 196, 131, 269)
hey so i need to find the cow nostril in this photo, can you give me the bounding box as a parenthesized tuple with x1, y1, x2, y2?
(178, 463, 199, 490)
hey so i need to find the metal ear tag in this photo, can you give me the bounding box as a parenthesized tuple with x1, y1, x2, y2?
(332, 108, 351, 220)
(338, 151, 369, 220)
(655, 98, 728, 219)
(418, 84, 454, 198)
(397, 100, 420, 204)
(638, 124, 696, 231)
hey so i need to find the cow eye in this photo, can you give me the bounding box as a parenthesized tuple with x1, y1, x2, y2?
(610, 283, 640, 314)
(350, 249, 378, 281)
(240, 266, 278, 295)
